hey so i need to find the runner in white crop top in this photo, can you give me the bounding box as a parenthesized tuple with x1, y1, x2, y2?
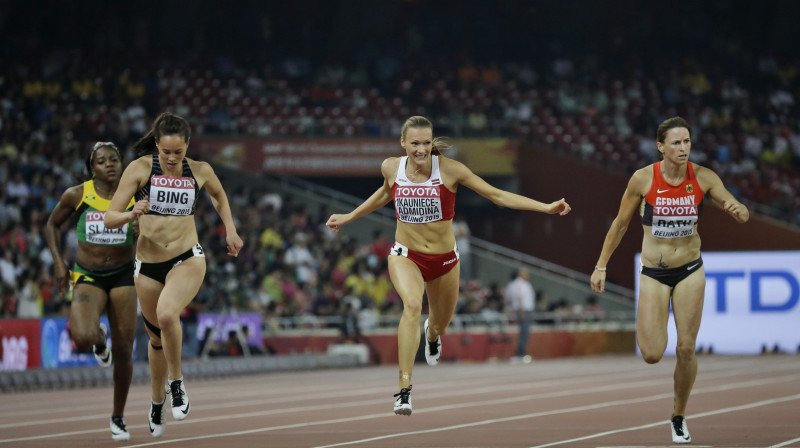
(392, 155, 456, 224)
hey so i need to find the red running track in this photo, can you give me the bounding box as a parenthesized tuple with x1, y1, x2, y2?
(1, 355, 798, 448)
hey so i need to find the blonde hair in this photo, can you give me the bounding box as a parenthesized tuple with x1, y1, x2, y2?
(401, 116, 452, 155)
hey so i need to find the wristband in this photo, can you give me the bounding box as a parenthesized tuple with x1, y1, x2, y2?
(594, 266, 607, 272)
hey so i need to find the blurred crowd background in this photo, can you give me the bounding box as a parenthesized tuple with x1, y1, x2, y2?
(1, 1, 799, 335)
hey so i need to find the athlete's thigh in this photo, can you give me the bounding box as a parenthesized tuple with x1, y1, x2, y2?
(387, 256, 425, 305)
(425, 262, 460, 320)
(671, 267, 706, 342)
(69, 284, 108, 333)
(636, 274, 673, 346)
(107, 285, 138, 343)
(135, 274, 164, 330)
(159, 256, 207, 313)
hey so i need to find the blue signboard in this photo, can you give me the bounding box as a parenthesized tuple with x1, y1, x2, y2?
(40, 316, 136, 368)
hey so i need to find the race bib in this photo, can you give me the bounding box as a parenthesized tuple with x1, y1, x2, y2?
(394, 186, 443, 224)
(85, 211, 128, 245)
(149, 175, 195, 216)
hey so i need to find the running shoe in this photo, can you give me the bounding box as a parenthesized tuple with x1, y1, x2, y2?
(110, 416, 130, 441)
(670, 415, 691, 444)
(393, 385, 412, 416)
(423, 318, 441, 366)
(149, 392, 167, 438)
(170, 378, 190, 420)
(93, 323, 112, 367)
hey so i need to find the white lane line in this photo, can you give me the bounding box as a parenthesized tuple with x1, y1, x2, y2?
(0, 375, 670, 443)
(1, 368, 795, 444)
(1, 354, 783, 417)
(0, 361, 629, 417)
(528, 393, 800, 448)
(1, 361, 796, 445)
(310, 392, 800, 448)
(2, 355, 791, 425)
(9, 374, 789, 448)
(771, 436, 800, 448)
(1, 358, 688, 430)
(0, 367, 650, 429)
(1, 354, 792, 420)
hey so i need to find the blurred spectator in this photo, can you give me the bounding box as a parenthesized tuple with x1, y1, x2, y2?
(0, 249, 18, 289)
(357, 299, 379, 331)
(339, 300, 360, 341)
(452, 215, 472, 279)
(16, 270, 42, 318)
(284, 232, 315, 287)
(506, 268, 535, 361)
(369, 229, 391, 259)
(583, 296, 605, 322)
(224, 330, 245, 357)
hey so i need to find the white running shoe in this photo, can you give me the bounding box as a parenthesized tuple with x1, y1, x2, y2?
(670, 415, 691, 444)
(170, 379, 190, 420)
(423, 318, 441, 366)
(149, 392, 167, 438)
(393, 385, 412, 415)
(110, 416, 130, 441)
(93, 323, 112, 367)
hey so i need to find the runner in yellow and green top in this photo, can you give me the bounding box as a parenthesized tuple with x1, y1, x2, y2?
(45, 142, 138, 441)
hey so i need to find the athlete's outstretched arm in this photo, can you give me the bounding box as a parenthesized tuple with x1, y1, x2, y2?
(447, 158, 571, 215)
(326, 158, 395, 232)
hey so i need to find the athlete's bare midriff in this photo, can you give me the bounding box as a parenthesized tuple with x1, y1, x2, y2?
(75, 242, 135, 271)
(640, 226, 702, 268)
(136, 214, 198, 262)
(395, 219, 456, 254)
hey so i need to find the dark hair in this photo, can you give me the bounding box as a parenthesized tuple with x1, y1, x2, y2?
(656, 116, 691, 143)
(85, 141, 121, 178)
(400, 116, 451, 155)
(132, 112, 191, 157)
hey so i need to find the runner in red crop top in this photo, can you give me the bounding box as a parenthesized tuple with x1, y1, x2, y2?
(326, 116, 571, 416)
(589, 117, 749, 444)
(640, 161, 705, 239)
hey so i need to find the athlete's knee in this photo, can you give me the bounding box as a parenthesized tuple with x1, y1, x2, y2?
(402, 298, 423, 317)
(156, 309, 179, 330)
(70, 330, 95, 353)
(638, 343, 665, 364)
(675, 341, 697, 361)
(111, 341, 133, 363)
(641, 351, 663, 364)
(70, 321, 103, 352)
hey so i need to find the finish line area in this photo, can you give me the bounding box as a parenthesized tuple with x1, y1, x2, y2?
(1, 355, 798, 448)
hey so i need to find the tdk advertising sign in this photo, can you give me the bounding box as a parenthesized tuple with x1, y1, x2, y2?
(635, 251, 800, 355)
